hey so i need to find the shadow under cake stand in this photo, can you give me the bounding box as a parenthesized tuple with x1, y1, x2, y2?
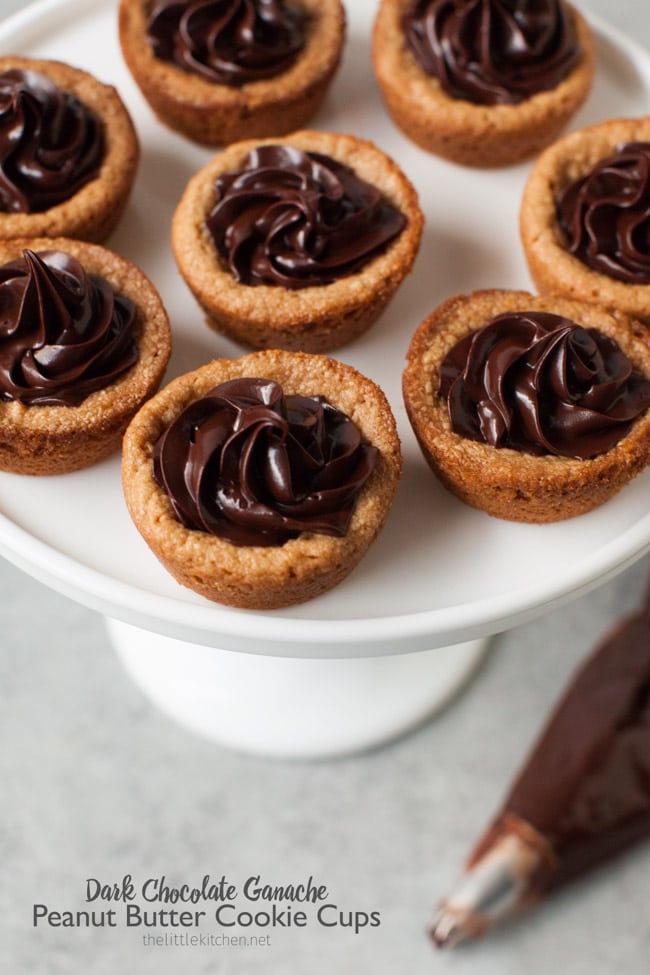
(1, 451, 648, 758)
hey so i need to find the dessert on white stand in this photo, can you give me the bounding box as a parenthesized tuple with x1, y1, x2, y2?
(0, 0, 649, 756)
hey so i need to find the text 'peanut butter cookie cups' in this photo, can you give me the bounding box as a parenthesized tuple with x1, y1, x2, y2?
(372, 0, 595, 167)
(403, 290, 650, 522)
(122, 350, 403, 609)
(0, 237, 171, 475)
(172, 131, 423, 353)
(0, 58, 139, 242)
(521, 117, 650, 325)
(118, 0, 345, 145)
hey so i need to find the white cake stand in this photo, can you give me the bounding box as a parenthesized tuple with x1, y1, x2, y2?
(1, 0, 650, 757)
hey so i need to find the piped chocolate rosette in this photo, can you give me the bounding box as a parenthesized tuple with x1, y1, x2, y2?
(431, 574, 650, 947)
(0, 68, 104, 214)
(402, 290, 650, 522)
(0, 249, 137, 407)
(438, 310, 650, 460)
(205, 144, 407, 289)
(0, 56, 139, 243)
(402, 0, 580, 106)
(556, 141, 650, 285)
(119, 0, 345, 146)
(122, 350, 402, 608)
(152, 376, 378, 547)
(372, 0, 594, 166)
(171, 131, 423, 352)
(520, 119, 650, 325)
(146, 0, 307, 86)
(0, 237, 170, 475)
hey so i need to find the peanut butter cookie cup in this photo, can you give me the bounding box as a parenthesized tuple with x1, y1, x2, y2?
(118, 0, 345, 145)
(521, 117, 650, 324)
(122, 350, 402, 609)
(171, 130, 423, 352)
(403, 289, 650, 522)
(0, 58, 139, 242)
(0, 237, 171, 475)
(372, 0, 595, 167)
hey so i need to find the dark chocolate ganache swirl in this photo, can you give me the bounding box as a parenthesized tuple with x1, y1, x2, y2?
(205, 144, 407, 288)
(153, 377, 378, 546)
(403, 0, 580, 106)
(557, 142, 650, 285)
(439, 310, 650, 459)
(0, 69, 104, 213)
(146, 0, 307, 86)
(0, 249, 138, 407)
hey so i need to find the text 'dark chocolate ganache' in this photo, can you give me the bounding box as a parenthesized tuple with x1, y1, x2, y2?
(439, 310, 650, 459)
(146, 0, 307, 86)
(0, 249, 138, 406)
(557, 142, 650, 285)
(403, 0, 580, 106)
(153, 376, 378, 547)
(205, 144, 407, 288)
(0, 69, 104, 214)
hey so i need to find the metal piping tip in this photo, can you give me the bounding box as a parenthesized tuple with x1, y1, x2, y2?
(430, 815, 556, 949)
(430, 903, 488, 949)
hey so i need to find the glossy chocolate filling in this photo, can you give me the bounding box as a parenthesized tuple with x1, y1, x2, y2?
(403, 0, 580, 106)
(153, 377, 378, 546)
(205, 144, 407, 288)
(439, 310, 650, 459)
(0, 249, 138, 406)
(0, 68, 104, 213)
(147, 0, 307, 86)
(557, 142, 650, 285)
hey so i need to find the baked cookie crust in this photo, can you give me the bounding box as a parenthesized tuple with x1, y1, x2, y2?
(372, 0, 595, 168)
(403, 289, 650, 522)
(122, 350, 403, 609)
(171, 130, 423, 353)
(520, 116, 650, 325)
(118, 0, 345, 146)
(0, 58, 139, 243)
(0, 237, 171, 475)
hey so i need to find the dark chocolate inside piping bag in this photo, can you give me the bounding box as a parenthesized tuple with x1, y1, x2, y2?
(431, 578, 650, 948)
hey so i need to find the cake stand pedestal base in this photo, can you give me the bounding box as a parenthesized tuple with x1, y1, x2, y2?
(105, 618, 489, 759)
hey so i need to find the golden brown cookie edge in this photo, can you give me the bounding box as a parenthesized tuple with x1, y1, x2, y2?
(402, 289, 650, 522)
(122, 350, 403, 608)
(0, 236, 171, 475)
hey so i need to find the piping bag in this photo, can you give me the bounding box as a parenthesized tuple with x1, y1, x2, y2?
(431, 576, 650, 948)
